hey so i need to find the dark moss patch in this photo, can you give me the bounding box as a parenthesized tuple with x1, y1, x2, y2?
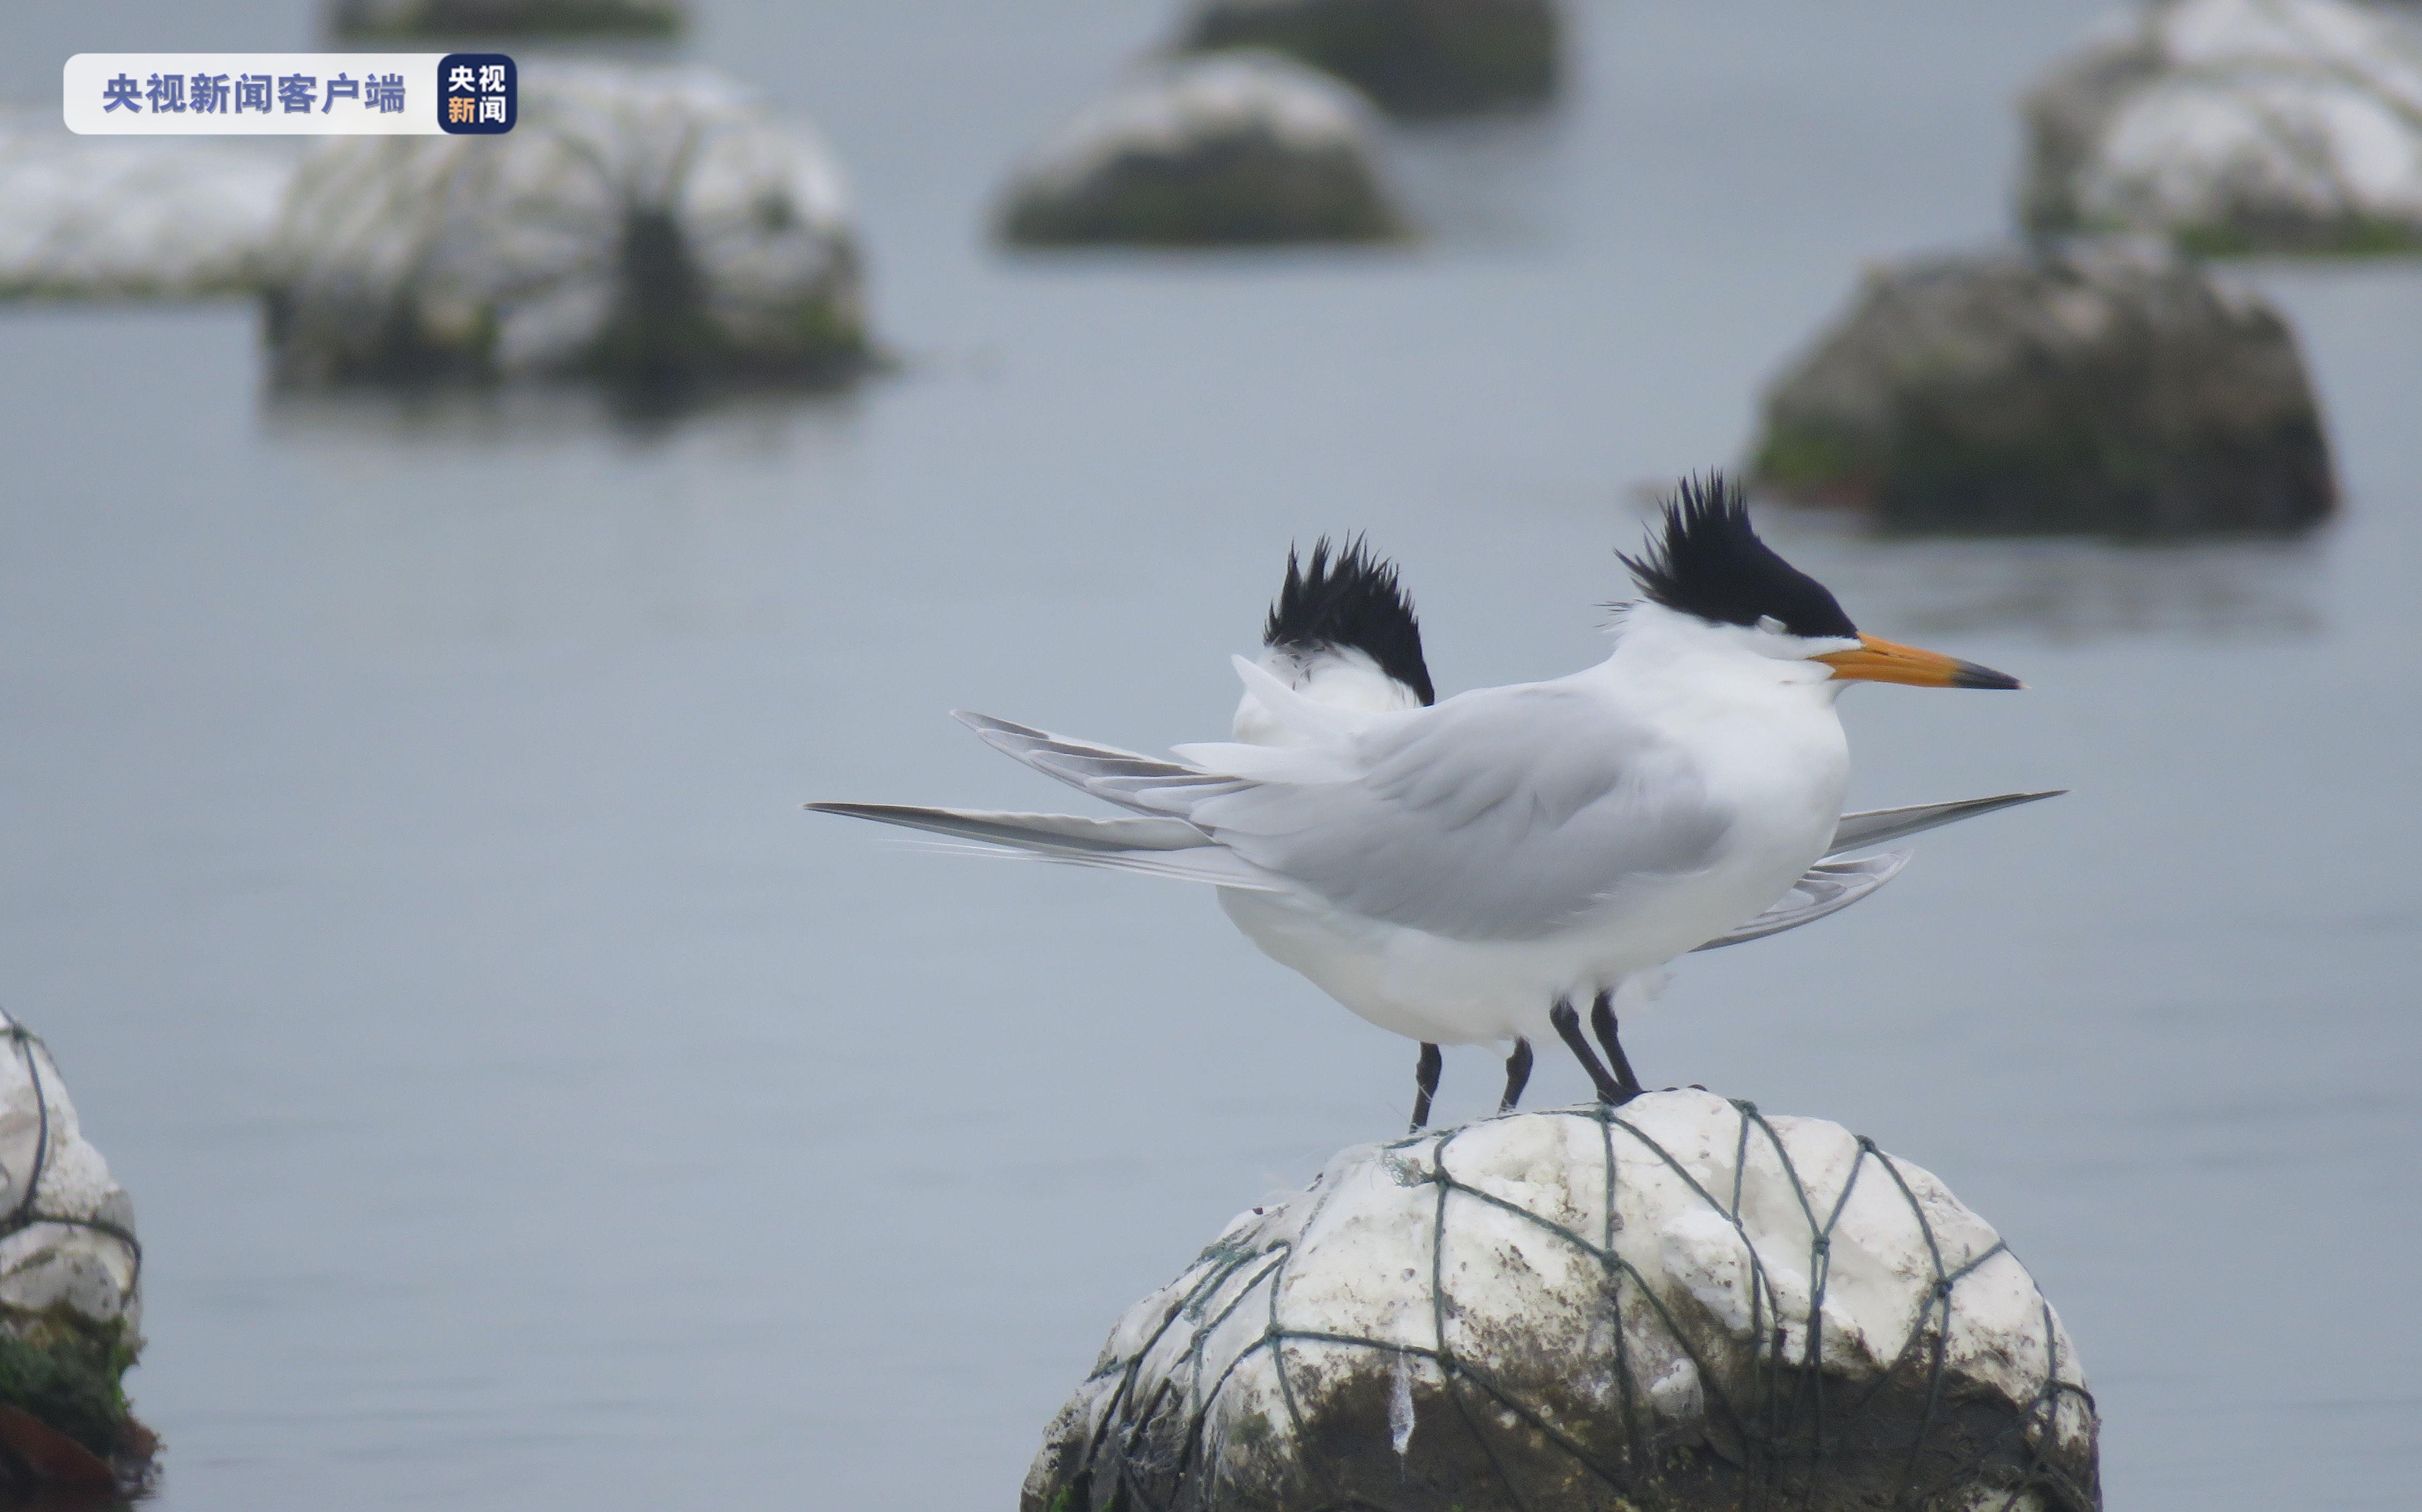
(2171, 216, 2422, 259)
(1001, 132, 1406, 247)
(1183, 0, 1559, 118)
(332, 0, 684, 39)
(0, 1306, 145, 1473)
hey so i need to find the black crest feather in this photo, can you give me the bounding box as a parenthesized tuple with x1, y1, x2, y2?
(1618, 474, 1856, 640)
(1264, 536, 1435, 706)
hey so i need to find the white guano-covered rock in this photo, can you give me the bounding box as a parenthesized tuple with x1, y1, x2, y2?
(1026, 1092, 2098, 1512)
(2021, 0, 2422, 253)
(264, 63, 868, 386)
(0, 1011, 139, 1338)
(0, 119, 287, 299)
(998, 52, 1406, 246)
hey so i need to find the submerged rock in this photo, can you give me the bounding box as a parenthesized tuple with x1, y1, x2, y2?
(2020, 0, 2422, 254)
(0, 121, 286, 300)
(1177, 0, 1561, 118)
(1751, 242, 2334, 535)
(998, 52, 1406, 247)
(1027, 1092, 2099, 1512)
(329, 0, 684, 37)
(0, 1009, 148, 1492)
(264, 63, 869, 387)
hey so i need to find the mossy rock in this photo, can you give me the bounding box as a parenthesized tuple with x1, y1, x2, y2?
(1179, 0, 1559, 118)
(1751, 243, 2334, 536)
(329, 0, 684, 37)
(264, 63, 870, 390)
(0, 1305, 154, 1502)
(999, 53, 1408, 248)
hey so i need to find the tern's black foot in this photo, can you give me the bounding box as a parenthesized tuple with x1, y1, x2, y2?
(1499, 1038, 1533, 1114)
(1410, 1042, 1443, 1133)
(1588, 990, 1646, 1099)
(1551, 1000, 1627, 1104)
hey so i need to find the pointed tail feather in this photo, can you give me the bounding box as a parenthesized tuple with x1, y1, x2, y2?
(804, 801, 1283, 891)
(1824, 790, 2063, 857)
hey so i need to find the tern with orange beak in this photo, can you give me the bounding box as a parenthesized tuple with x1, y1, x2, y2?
(811, 475, 2054, 1117)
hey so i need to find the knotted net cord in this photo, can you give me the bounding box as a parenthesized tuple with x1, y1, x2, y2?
(1049, 1097, 2098, 1512)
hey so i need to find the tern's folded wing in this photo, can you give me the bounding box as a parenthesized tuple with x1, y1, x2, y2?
(1176, 683, 1733, 941)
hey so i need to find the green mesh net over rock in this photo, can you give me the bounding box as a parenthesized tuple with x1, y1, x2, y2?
(1025, 1090, 2097, 1512)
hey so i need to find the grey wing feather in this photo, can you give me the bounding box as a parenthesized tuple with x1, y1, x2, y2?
(1825, 791, 2063, 856)
(953, 712, 1251, 815)
(1693, 853, 1911, 951)
(803, 801, 1284, 891)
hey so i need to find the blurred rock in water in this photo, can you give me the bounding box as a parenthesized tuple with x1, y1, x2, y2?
(0, 1008, 151, 1495)
(330, 0, 682, 37)
(1177, 0, 1559, 118)
(2019, 0, 2422, 255)
(0, 121, 286, 300)
(263, 64, 868, 390)
(1751, 241, 2334, 535)
(998, 52, 1406, 247)
(1026, 1092, 2099, 1512)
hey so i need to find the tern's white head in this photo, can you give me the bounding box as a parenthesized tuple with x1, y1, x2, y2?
(1235, 536, 1434, 744)
(1614, 475, 2023, 695)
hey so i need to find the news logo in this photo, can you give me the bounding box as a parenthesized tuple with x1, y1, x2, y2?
(65, 54, 516, 136)
(439, 54, 515, 135)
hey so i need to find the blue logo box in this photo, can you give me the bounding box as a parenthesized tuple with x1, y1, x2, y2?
(438, 53, 515, 135)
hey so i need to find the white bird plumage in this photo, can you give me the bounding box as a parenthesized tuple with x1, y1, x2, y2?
(809, 480, 2058, 1121)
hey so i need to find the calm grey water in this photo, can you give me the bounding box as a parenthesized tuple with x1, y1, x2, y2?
(3, 2, 2418, 1508)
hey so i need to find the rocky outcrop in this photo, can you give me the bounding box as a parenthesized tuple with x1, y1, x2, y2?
(997, 52, 1407, 246)
(263, 63, 868, 387)
(0, 121, 286, 300)
(1751, 242, 2335, 534)
(0, 1009, 149, 1496)
(1176, 0, 1561, 118)
(329, 0, 683, 37)
(2019, 0, 2422, 254)
(1027, 1092, 2099, 1512)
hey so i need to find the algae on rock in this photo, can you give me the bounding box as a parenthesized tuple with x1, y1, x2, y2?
(329, 0, 684, 37)
(1750, 241, 2334, 535)
(1176, 0, 1561, 118)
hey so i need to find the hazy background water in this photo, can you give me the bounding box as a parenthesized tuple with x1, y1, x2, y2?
(3, 2, 2419, 1508)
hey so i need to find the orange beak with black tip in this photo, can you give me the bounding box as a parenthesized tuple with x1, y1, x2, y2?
(1815, 635, 2023, 690)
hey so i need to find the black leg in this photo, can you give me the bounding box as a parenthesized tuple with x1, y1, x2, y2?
(1498, 1038, 1533, 1113)
(1410, 1042, 1443, 1133)
(1551, 999, 1625, 1104)
(1589, 990, 1644, 1097)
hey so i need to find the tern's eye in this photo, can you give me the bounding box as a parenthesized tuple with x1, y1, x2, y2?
(1757, 615, 1787, 635)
